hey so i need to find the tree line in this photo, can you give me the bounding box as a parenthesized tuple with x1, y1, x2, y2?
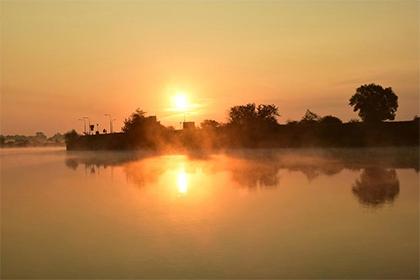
(1, 132, 65, 147)
(65, 83, 419, 150)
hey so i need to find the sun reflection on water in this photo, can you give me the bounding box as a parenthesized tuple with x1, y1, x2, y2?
(177, 168, 188, 194)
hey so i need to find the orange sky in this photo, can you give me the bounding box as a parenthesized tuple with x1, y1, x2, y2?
(1, 1, 419, 135)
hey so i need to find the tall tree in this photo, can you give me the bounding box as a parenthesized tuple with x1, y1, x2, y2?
(349, 84, 398, 122)
(228, 103, 258, 126)
(300, 109, 320, 123)
(122, 109, 147, 133)
(122, 108, 165, 148)
(228, 103, 279, 126)
(257, 104, 279, 124)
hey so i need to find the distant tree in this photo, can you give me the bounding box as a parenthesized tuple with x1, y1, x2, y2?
(319, 115, 342, 126)
(227, 103, 279, 147)
(317, 115, 343, 146)
(349, 83, 398, 122)
(35, 132, 47, 139)
(33, 132, 47, 144)
(201, 119, 221, 129)
(64, 130, 79, 144)
(48, 133, 64, 144)
(122, 109, 147, 133)
(257, 104, 279, 124)
(300, 110, 320, 123)
(228, 103, 279, 126)
(122, 108, 165, 148)
(228, 103, 258, 126)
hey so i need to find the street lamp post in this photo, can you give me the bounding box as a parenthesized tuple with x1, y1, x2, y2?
(78, 118, 86, 134)
(83, 117, 90, 135)
(104, 114, 114, 133)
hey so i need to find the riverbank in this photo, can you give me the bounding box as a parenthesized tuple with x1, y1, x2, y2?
(66, 120, 419, 151)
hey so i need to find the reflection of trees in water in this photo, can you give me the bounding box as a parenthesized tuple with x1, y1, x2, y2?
(65, 158, 79, 170)
(230, 160, 344, 187)
(65, 152, 164, 187)
(65, 158, 117, 175)
(123, 161, 163, 188)
(226, 152, 345, 187)
(228, 152, 346, 185)
(231, 161, 280, 189)
(288, 163, 343, 181)
(352, 168, 400, 207)
(65, 151, 152, 183)
(65, 158, 105, 174)
(64, 151, 410, 195)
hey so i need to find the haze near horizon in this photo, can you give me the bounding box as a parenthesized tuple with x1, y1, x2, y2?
(1, 1, 418, 135)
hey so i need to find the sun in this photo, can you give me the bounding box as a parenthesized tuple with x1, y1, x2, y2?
(173, 92, 188, 111)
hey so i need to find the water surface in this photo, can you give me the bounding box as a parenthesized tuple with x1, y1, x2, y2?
(1, 147, 419, 278)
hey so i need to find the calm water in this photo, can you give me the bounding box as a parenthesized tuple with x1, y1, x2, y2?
(1, 147, 419, 279)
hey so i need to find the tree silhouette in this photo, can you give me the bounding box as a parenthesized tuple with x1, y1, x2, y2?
(121, 108, 165, 148)
(320, 115, 342, 126)
(349, 84, 398, 122)
(64, 130, 79, 144)
(257, 104, 279, 124)
(228, 103, 258, 126)
(200, 119, 221, 129)
(301, 109, 320, 123)
(228, 103, 279, 126)
(226, 103, 279, 147)
(122, 108, 147, 133)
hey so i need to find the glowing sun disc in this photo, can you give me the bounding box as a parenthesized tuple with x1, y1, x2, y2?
(173, 93, 188, 111)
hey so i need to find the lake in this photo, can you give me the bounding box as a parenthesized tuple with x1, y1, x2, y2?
(1, 147, 419, 278)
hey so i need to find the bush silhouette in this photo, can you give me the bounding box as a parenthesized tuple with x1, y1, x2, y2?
(320, 115, 342, 126)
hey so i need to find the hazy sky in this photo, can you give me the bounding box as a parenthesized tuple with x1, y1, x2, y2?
(1, 1, 419, 135)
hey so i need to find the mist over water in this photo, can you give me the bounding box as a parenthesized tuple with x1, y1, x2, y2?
(1, 147, 419, 278)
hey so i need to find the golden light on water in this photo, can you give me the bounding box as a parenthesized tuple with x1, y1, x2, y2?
(177, 169, 188, 194)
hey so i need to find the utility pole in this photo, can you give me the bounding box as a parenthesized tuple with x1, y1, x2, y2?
(78, 118, 86, 134)
(104, 114, 114, 133)
(83, 117, 90, 135)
